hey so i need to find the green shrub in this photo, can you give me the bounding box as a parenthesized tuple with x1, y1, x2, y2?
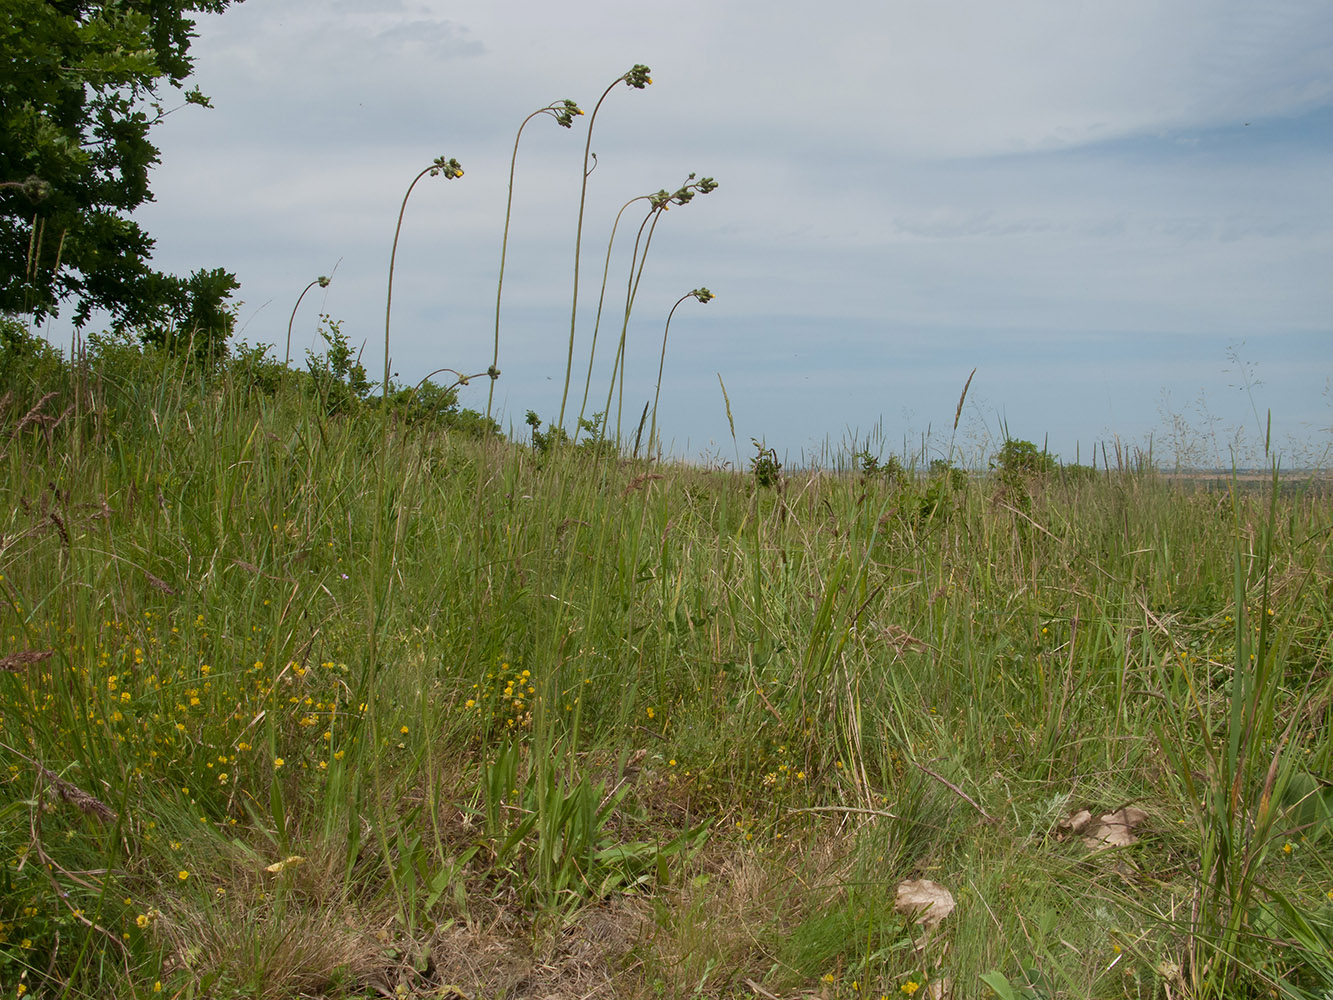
(229, 340, 290, 397)
(856, 449, 905, 486)
(438, 406, 502, 439)
(305, 313, 370, 416)
(526, 409, 570, 457)
(993, 438, 1058, 478)
(991, 438, 1057, 508)
(928, 457, 967, 491)
(916, 460, 966, 522)
(750, 438, 782, 488)
(0, 314, 67, 394)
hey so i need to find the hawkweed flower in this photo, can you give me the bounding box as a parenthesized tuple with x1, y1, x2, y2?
(670, 174, 718, 207)
(551, 99, 585, 128)
(0, 175, 52, 202)
(428, 156, 464, 179)
(661, 173, 719, 210)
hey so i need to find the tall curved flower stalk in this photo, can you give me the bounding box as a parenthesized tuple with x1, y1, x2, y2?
(599, 199, 667, 445)
(383, 155, 463, 400)
(647, 287, 714, 458)
(284, 274, 330, 367)
(595, 174, 717, 446)
(556, 64, 652, 431)
(486, 99, 583, 422)
(572, 190, 658, 439)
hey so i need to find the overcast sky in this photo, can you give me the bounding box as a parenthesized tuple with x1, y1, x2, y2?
(120, 0, 1331, 467)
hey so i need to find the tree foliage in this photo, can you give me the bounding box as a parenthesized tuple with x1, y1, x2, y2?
(0, 0, 239, 353)
(993, 438, 1059, 478)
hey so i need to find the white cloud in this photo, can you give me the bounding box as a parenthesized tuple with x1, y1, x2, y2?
(81, 0, 1328, 462)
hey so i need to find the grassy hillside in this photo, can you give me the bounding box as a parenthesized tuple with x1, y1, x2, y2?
(1, 341, 1330, 999)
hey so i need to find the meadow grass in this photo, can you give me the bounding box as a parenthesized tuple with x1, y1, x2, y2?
(1, 340, 1330, 999)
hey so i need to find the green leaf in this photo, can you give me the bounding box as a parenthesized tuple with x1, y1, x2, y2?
(980, 971, 1019, 1000)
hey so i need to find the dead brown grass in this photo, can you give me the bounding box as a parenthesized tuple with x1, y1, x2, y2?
(0, 648, 53, 672)
(158, 898, 387, 998)
(643, 834, 858, 999)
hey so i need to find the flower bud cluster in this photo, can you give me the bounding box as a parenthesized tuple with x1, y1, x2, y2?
(428, 156, 464, 179)
(650, 173, 719, 212)
(549, 99, 585, 128)
(623, 64, 653, 89)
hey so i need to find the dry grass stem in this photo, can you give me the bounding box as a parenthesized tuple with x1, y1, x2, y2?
(0, 649, 53, 672)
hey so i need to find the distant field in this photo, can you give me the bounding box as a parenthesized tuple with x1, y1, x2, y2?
(1163, 470, 1333, 494)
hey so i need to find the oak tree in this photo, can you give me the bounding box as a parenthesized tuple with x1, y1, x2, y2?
(1, 0, 240, 355)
